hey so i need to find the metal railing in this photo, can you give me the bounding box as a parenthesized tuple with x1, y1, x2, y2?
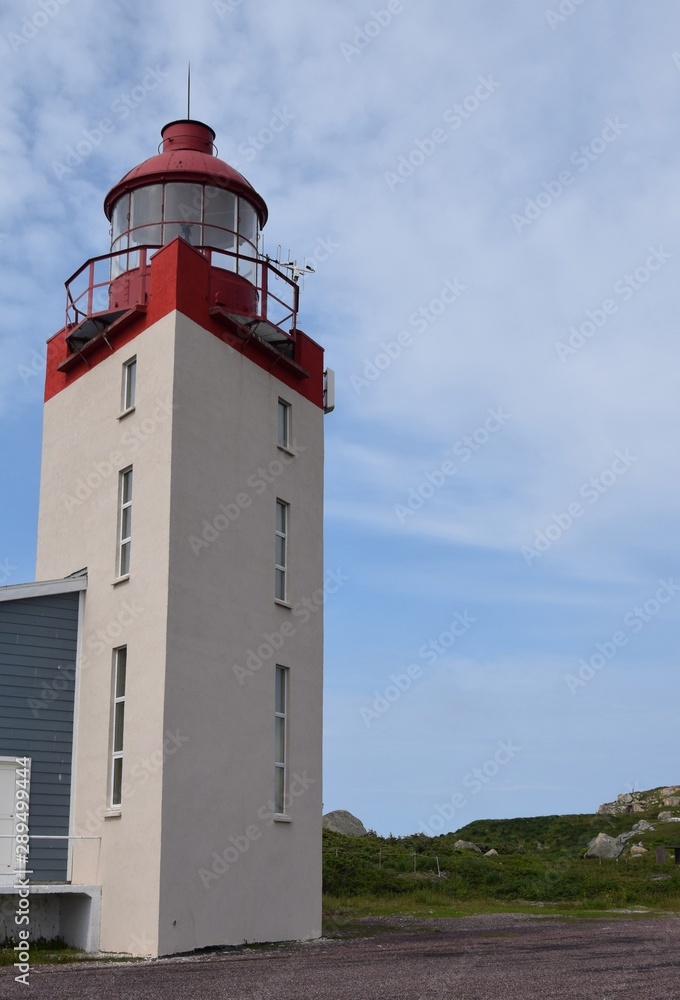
(65, 246, 154, 328)
(64, 243, 299, 342)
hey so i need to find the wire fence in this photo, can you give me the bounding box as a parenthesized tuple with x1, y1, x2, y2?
(322, 844, 490, 878)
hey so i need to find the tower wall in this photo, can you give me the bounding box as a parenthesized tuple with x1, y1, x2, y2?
(36, 299, 324, 954)
(36, 313, 176, 954)
(158, 313, 323, 954)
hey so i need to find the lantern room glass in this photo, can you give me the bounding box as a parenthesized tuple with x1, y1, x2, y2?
(130, 185, 162, 248)
(110, 182, 259, 279)
(204, 186, 236, 252)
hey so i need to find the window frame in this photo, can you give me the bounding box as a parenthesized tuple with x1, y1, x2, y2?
(117, 467, 133, 579)
(275, 500, 289, 603)
(110, 647, 127, 809)
(110, 183, 256, 271)
(121, 357, 137, 414)
(277, 398, 291, 450)
(274, 666, 288, 816)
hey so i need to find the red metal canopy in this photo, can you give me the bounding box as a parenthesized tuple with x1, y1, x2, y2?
(103, 119, 269, 227)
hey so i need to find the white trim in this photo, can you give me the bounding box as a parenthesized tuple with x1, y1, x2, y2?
(274, 665, 288, 816)
(67, 590, 86, 883)
(117, 467, 133, 579)
(110, 647, 127, 809)
(0, 576, 87, 603)
(0, 757, 31, 885)
(275, 499, 288, 603)
(277, 397, 291, 449)
(121, 356, 137, 414)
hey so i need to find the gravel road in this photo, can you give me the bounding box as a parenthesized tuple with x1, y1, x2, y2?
(1, 912, 678, 999)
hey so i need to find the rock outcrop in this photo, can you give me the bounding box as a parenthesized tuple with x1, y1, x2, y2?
(585, 820, 655, 859)
(453, 840, 482, 853)
(322, 810, 368, 837)
(598, 786, 680, 816)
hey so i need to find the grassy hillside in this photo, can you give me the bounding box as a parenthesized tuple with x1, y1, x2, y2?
(449, 786, 680, 856)
(322, 787, 680, 908)
(447, 813, 642, 856)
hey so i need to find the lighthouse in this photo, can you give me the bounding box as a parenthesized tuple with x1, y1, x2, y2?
(0, 119, 331, 956)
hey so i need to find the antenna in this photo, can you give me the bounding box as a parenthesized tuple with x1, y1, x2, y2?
(277, 258, 316, 285)
(263, 244, 315, 286)
(187, 62, 191, 119)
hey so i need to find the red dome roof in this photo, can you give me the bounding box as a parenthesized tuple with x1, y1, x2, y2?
(103, 120, 268, 226)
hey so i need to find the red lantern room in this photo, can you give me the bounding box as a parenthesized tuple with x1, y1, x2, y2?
(104, 119, 268, 315)
(53, 119, 319, 393)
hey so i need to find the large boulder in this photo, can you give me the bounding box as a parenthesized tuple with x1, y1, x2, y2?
(322, 810, 367, 837)
(586, 819, 655, 858)
(585, 833, 623, 859)
(630, 820, 654, 834)
(617, 821, 654, 847)
(453, 840, 482, 853)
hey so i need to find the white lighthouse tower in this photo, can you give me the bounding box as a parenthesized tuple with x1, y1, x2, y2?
(31, 119, 330, 956)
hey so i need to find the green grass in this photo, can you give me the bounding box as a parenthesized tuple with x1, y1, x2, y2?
(324, 837, 680, 906)
(322, 892, 680, 937)
(0, 937, 143, 967)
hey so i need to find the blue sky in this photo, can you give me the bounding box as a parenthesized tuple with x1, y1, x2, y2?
(1, 0, 680, 835)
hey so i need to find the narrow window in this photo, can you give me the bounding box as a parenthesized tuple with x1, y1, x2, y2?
(277, 398, 291, 449)
(111, 647, 127, 808)
(275, 500, 288, 602)
(122, 357, 137, 412)
(118, 467, 133, 577)
(275, 666, 287, 815)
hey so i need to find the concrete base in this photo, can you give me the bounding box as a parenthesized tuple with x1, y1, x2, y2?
(0, 885, 101, 951)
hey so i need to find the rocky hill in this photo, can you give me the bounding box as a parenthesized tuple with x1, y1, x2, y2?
(447, 786, 680, 858)
(597, 786, 680, 816)
(322, 788, 680, 858)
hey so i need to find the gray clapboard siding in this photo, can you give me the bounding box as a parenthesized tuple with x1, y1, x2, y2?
(0, 592, 80, 881)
